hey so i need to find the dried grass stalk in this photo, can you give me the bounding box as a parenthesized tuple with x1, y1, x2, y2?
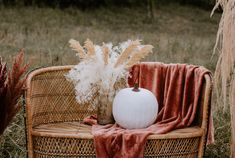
(102, 43, 109, 65)
(114, 40, 141, 67)
(84, 39, 95, 57)
(0, 59, 8, 135)
(0, 50, 28, 135)
(213, 0, 235, 108)
(69, 39, 86, 59)
(212, 0, 235, 156)
(126, 45, 154, 68)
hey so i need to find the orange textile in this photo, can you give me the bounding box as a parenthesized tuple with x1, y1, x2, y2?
(85, 62, 214, 158)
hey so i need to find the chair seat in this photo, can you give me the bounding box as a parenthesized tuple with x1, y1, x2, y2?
(31, 122, 203, 158)
(32, 121, 203, 139)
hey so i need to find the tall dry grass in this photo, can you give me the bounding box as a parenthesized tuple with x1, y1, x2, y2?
(212, 0, 235, 156)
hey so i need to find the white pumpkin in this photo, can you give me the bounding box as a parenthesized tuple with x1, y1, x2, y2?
(113, 86, 158, 129)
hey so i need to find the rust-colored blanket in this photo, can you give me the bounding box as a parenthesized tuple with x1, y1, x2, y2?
(85, 62, 214, 158)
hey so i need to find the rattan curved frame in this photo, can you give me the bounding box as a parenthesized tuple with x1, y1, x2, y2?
(24, 65, 212, 158)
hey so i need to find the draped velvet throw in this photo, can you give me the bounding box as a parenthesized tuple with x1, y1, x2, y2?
(84, 62, 214, 158)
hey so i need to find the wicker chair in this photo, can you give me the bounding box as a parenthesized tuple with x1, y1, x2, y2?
(24, 65, 212, 158)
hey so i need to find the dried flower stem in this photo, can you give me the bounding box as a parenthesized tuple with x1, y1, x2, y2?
(126, 45, 154, 68)
(0, 50, 28, 135)
(102, 43, 109, 65)
(114, 40, 141, 67)
(84, 39, 95, 57)
(69, 39, 86, 59)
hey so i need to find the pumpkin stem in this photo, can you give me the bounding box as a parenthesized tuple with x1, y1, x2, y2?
(133, 83, 140, 92)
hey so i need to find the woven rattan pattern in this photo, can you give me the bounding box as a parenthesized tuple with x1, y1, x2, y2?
(31, 122, 201, 157)
(30, 70, 96, 127)
(32, 135, 199, 158)
(144, 138, 199, 157)
(33, 137, 96, 158)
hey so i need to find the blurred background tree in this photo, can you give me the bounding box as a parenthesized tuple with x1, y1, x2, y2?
(0, 0, 215, 9)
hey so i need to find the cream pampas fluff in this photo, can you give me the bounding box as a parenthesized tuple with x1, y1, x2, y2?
(66, 39, 154, 106)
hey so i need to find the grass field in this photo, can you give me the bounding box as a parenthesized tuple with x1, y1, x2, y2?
(0, 3, 230, 157)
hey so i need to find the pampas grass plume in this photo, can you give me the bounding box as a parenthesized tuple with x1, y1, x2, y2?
(84, 39, 95, 57)
(114, 40, 141, 67)
(102, 43, 109, 65)
(0, 50, 28, 135)
(66, 39, 154, 105)
(126, 45, 154, 68)
(69, 39, 86, 59)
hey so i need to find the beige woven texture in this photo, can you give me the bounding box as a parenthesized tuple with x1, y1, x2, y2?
(25, 65, 212, 158)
